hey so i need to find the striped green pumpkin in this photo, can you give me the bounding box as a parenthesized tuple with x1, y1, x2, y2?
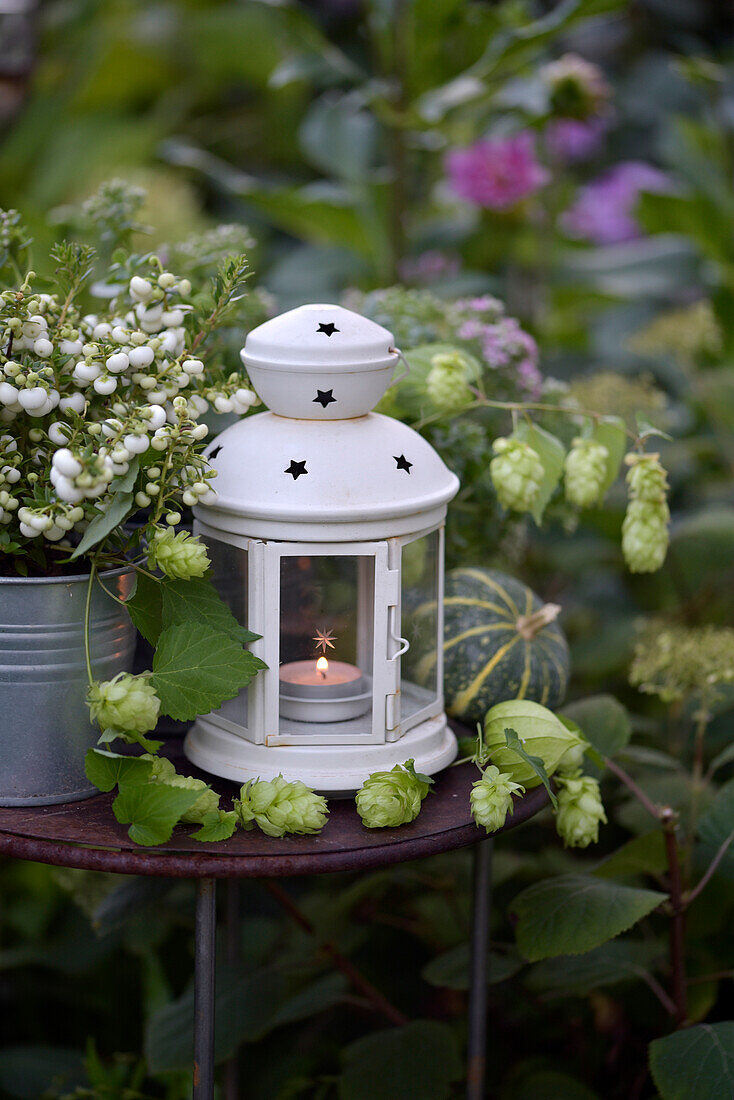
(416, 568, 570, 724)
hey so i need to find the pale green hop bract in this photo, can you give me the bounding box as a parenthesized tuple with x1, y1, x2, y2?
(483, 700, 584, 788)
(164, 774, 220, 824)
(87, 672, 160, 734)
(563, 438, 608, 508)
(234, 775, 328, 837)
(622, 453, 670, 573)
(426, 351, 474, 412)
(470, 765, 525, 833)
(147, 526, 210, 579)
(555, 771, 607, 848)
(355, 759, 430, 828)
(489, 437, 545, 513)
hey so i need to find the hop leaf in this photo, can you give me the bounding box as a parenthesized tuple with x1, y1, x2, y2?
(426, 351, 474, 412)
(234, 775, 328, 837)
(470, 765, 525, 833)
(355, 759, 431, 828)
(147, 527, 210, 580)
(489, 437, 545, 513)
(87, 673, 160, 734)
(564, 438, 609, 508)
(483, 700, 584, 788)
(555, 772, 607, 847)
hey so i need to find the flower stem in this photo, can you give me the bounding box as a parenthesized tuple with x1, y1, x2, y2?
(604, 757, 660, 822)
(661, 808, 688, 1027)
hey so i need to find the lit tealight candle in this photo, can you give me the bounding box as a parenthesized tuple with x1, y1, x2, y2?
(279, 655, 371, 723)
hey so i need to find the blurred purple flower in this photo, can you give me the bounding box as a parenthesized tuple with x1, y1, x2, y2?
(446, 134, 549, 210)
(398, 250, 460, 285)
(545, 117, 608, 163)
(563, 162, 671, 245)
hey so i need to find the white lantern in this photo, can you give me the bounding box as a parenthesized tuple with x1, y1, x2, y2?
(185, 304, 460, 791)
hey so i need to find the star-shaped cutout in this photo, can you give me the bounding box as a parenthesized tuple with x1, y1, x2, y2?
(317, 322, 339, 337)
(209, 444, 222, 459)
(285, 459, 308, 479)
(394, 454, 413, 474)
(312, 627, 337, 655)
(313, 388, 336, 408)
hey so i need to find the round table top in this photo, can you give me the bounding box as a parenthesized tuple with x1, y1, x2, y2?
(0, 738, 549, 878)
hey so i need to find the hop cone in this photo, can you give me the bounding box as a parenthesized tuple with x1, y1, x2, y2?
(470, 765, 525, 833)
(355, 759, 431, 828)
(235, 776, 328, 837)
(87, 673, 160, 733)
(555, 771, 607, 847)
(141, 753, 177, 781)
(626, 453, 668, 502)
(622, 498, 669, 573)
(165, 775, 220, 824)
(564, 438, 608, 508)
(148, 527, 210, 579)
(426, 352, 473, 412)
(489, 437, 545, 513)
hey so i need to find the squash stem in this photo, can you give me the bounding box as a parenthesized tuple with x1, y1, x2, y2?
(516, 603, 562, 640)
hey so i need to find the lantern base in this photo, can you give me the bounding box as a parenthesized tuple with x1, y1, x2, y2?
(184, 713, 457, 795)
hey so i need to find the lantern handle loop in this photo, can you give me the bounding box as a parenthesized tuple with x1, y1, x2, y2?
(389, 347, 410, 386)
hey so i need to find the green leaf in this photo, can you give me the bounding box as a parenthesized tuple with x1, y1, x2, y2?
(525, 938, 662, 996)
(501, 1069, 601, 1100)
(151, 623, 264, 721)
(109, 456, 140, 494)
(299, 94, 377, 182)
(594, 832, 667, 880)
(160, 576, 260, 645)
(697, 781, 734, 873)
(650, 1022, 734, 1100)
(560, 694, 631, 768)
(190, 810, 238, 843)
(515, 423, 565, 525)
(708, 742, 734, 777)
(124, 570, 163, 646)
(421, 943, 522, 991)
(339, 1021, 462, 1100)
(513, 875, 665, 961)
(590, 417, 626, 496)
(84, 749, 153, 793)
(112, 782, 202, 846)
(69, 491, 135, 560)
(504, 727, 557, 809)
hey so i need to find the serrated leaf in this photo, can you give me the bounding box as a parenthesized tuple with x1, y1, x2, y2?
(516, 422, 565, 525)
(84, 749, 153, 793)
(513, 874, 665, 961)
(151, 623, 264, 721)
(112, 782, 202, 846)
(340, 1020, 462, 1100)
(421, 943, 522, 991)
(160, 576, 260, 645)
(190, 810, 238, 842)
(70, 491, 135, 560)
(124, 570, 163, 645)
(650, 1022, 734, 1100)
(590, 416, 626, 497)
(526, 938, 663, 995)
(504, 727, 557, 808)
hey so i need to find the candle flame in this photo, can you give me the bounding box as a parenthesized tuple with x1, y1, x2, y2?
(316, 656, 328, 679)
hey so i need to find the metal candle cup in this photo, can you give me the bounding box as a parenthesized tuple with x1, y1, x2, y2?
(279, 658, 371, 722)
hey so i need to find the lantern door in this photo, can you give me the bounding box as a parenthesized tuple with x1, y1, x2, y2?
(261, 540, 401, 745)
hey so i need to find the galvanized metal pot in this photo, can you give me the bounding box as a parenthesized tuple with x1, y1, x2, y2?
(0, 567, 136, 806)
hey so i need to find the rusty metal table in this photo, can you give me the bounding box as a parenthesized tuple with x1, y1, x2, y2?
(0, 737, 548, 1100)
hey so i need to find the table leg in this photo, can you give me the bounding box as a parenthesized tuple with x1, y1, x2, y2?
(467, 838, 493, 1100)
(223, 880, 241, 1100)
(193, 878, 217, 1100)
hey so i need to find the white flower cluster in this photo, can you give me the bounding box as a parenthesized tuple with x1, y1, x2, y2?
(0, 265, 258, 548)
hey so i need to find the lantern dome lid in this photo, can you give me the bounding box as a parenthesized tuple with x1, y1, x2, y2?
(242, 303, 394, 372)
(195, 410, 460, 541)
(240, 304, 401, 420)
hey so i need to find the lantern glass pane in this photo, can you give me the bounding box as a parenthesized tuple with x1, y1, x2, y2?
(278, 554, 374, 735)
(400, 529, 440, 728)
(201, 535, 249, 727)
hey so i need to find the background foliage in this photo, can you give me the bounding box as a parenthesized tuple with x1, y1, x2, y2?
(2, 0, 734, 1097)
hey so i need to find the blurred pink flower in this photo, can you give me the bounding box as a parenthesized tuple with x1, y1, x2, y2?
(446, 134, 549, 210)
(562, 161, 671, 245)
(398, 250, 460, 284)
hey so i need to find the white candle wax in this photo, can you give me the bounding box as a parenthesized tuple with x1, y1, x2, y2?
(279, 658, 371, 722)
